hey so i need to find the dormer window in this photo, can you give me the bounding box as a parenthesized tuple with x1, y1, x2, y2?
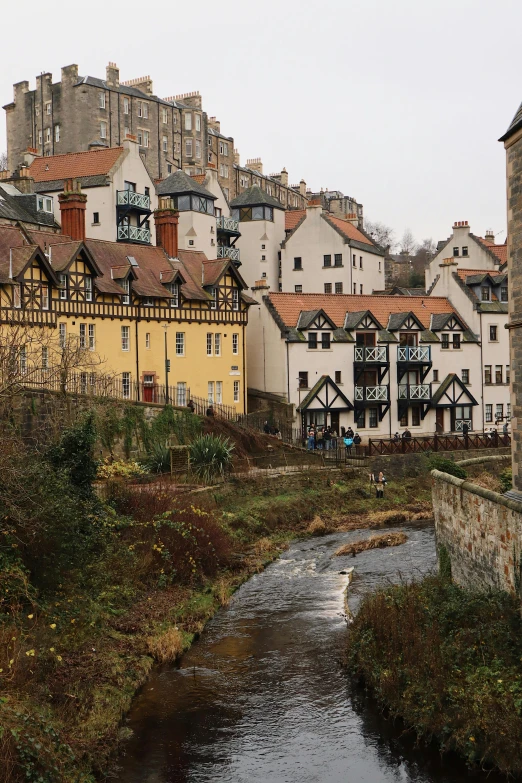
(453, 247, 459, 257)
(481, 286, 490, 301)
(501, 286, 508, 302)
(232, 289, 239, 311)
(173, 194, 214, 214)
(308, 333, 318, 349)
(59, 273, 68, 300)
(142, 297, 153, 307)
(462, 246, 468, 256)
(121, 278, 130, 305)
(211, 287, 217, 310)
(37, 196, 53, 213)
(168, 282, 180, 307)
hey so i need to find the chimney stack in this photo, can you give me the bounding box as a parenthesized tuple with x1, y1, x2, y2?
(106, 62, 120, 88)
(154, 197, 179, 258)
(299, 179, 306, 197)
(485, 229, 495, 243)
(58, 179, 87, 240)
(280, 167, 288, 186)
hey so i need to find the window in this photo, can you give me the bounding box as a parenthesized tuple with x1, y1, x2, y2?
(295, 285, 303, 293)
(162, 107, 168, 124)
(359, 284, 363, 294)
(121, 326, 130, 352)
(93, 212, 100, 224)
(352, 254, 356, 267)
(142, 297, 153, 307)
(38, 130, 42, 145)
(485, 404, 493, 423)
(176, 382, 187, 406)
(462, 369, 469, 384)
(167, 282, 179, 307)
(214, 333, 221, 356)
(211, 288, 217, 310)
(85, 276, 93, 302)
(59, 323, 66, 348)
(124, 125, 130, 139)
(321, 333, 331, 349)
(452, 334, 460, 349)
(335, 370, 342, 384)
(433, 369, 439, 381)
(324, 283, 332, 294)
(162, 135, 168, 152)
(484, 365, 492, 384)
(137, 101, 143, 117)
(59, 273, 67, 300)
(87, 327, 95, 354)
(124, 97, 129, 115)
(441, 333, 449, 349)
(233, 380, 240, 403)
(379, 261, 382, 272)
(122, 372, 131, 399)
(121, 278, 130, 304)
(496, 403, 504, 422)
(334, 254, 342, 267)
(99, 92, 106, 109)
(335, 282, 343, 294)
(45, 101, 51, 115)
(481, 286, 490, 301)
(232, 333, 239, 355)
(195, 114, 201, 132)
(195, 140, 201, 159)
(45, 127, 51, 143)
(215, 381, 223, 404)
(261, 255, 266, 261)
(80, 324, 87, 349)
(359, 256, 363, 269)
(368, 407, 378, 428)
(176, 332, 185, 356)
(142, 130, 149, 148)
(208, 381, 214, 403)
(507, 403, 511, 418)
(298, 371, 308, 389)
(185, 138, 193, 157)
(489, 325, 498, 341)
(353, 283, 356, 294)
(412, 406, 421, 427)
(501, 286, 508, 302)
(462, 246, 468, 257)
(506, 364, 511, 384)
(206, 333, 213, 356)
(185, 112, 192, 131)
(495, 365, 503, 384)
(19, 346, 27, 375)
(41, 346, 48, 370)
(453, 247, 459, 257)
(37, 196, 53, 213)
(40, 284, 49, 310)
(232, 289, 239, 311)
(55, 124, 60, 142)
(323, 255, 331, 267)
(400, 410, 408, 427)
(356, 409, 366, 428)
(294, 257, 302, 270)
(308, 333, 318, 349)
(145, 332, 151, 349)
(100, 121, 107, 139)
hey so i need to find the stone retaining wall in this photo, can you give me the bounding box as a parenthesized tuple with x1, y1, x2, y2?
(432, 469, 522, 594)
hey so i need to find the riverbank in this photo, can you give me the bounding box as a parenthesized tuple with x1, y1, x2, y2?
(346, 574, 522, 776)
(1, 458, 433, 783)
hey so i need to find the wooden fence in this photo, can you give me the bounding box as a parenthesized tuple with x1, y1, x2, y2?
(368, 431, 511, 456)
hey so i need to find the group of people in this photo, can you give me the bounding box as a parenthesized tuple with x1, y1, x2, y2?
(306, 425, 338, 451)
(392, 429, 412, 442)
(263, 421, 283, 439)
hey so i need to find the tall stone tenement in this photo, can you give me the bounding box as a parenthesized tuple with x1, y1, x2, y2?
(500, 107, 522, 497)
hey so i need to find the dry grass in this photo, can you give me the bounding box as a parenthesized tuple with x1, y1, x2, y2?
(252, 536, 276, 555)
(214, 576, 232, 606)
(307, 515, 334, 536)
(146, 627, 184, 664)
(335, 531, 407, 557)
(470, 471, 501, 492)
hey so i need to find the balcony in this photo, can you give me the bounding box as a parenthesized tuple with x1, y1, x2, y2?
(397, 346, 431, 363)
(117, 225, 151, 244)
(355, 385, 389, 402)
(217, 245, 240, 262)
(216, 215, 240, 234)
(354, 346, 388, 363)
(398, 383, 431, 401)
(116, 190, 151, 211)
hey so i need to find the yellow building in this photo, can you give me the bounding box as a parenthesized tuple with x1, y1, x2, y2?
(0, 183, 254, 414)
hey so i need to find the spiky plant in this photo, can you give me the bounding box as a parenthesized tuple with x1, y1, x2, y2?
(189, 434, 234, 484)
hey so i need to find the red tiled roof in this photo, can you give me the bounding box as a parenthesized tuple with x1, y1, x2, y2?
(29, 147, 124, 182)
(190, 174, 206, 185)
(323, 214, 373, 246)
(267, 292, 457, 331)
(456, 268, 505, 282)
(285, 209, 306, 231)
(478, 237, 507, 264)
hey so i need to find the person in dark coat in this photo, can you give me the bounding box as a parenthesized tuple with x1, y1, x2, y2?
(206, 404, 215, 417)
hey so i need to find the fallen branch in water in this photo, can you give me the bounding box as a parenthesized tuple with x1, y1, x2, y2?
(335, 532, 407, 557)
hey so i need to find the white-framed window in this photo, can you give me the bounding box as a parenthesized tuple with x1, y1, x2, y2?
(137, 129, 143, 146)
(124, 125, 130, 139)
(142, 297, 153, 307)
(99, 91, 106, 109)
(145, 332, 151, 349)
(121, 278, 130, 304)
(208, 151, 212, 163)
(59, 323, 66, 348)
(162, 107, 168, 124)
(59, 273, 67, 300)
(485, 404, 493, 423)
(88, 324, 95, 351)
(223, 187, 229, 199)
(38, 130, 42, 145)
(20, 345, 27, 375)
(45, 127, 51, 143)
(185, 112, 192, 131)
(207, 333, 213, 356)
(41, 346, 48, 370)
(122, 371, 131, 399)
(232, 333, 239, 355)
(233, 380, 240, 403)
(100, 121, 107, 139)
(142, 130, 149, 148)
(207, 381, 214, 403)
(195, 140, 201, 159)
(211, 287, 217, 310)
(195, 114, 201, 132)
(232, 289, 239, 311)
(216, 381, 223, 403)
(54, 124, 60, 142)
(137, 101, 143, 118)
(214, 333, 221, 356)
(143, 102, 148, 119)
(41, 285, 49, 310)
(37, 196, 53, 213)
(162, 135, 168, 152)
(168, 282, 179, 307)
(123, 97, 129, 114)
(496, 403, 504, 422)
(85, 276, 93, 302)
(185, 138, 193, 157)
(79, 323, 87, 349)
(176, 332, 185, 356)
(121, 325, 130, 352)
(176, 382, 187, 406)
(80, 372, 88, 394)
(45, 101, 51, 115)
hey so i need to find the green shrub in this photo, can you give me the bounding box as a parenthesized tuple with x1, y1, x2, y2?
(500, 467, 513, 493)
(144, 443, 171, 474)
(47, 412, 98, 496)
(189, 434, 234, 484)
(438, 544, 452, 580)
(428, 456, 467, 479)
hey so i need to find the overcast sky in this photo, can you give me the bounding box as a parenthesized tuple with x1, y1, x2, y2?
(1, 0, 519, 247)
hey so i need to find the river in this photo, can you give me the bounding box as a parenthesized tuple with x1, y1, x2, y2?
(116, 524, 505, 783)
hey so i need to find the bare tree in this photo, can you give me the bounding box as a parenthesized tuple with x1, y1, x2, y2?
(399, 228, 418, 257)
(0, 151, 7, 172)
(365, 220, 396, 252)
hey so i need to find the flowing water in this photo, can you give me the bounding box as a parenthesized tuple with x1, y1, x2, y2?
(116, 525, 505, 783)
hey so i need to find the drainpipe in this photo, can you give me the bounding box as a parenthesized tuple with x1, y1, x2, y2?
(135, 318, 140, 401)
(479, 309, 484, 431)
(286, 338, 290, 400)
(242, 323, 247, 414)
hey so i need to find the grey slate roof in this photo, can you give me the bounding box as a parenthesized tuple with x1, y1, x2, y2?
(431, 373, 478, 407)
(157, 170, 215, 199)
(333, 327, 354, 343)
(76, 76, 176, 106)
(0, 185, 57, 228)
(297, 309, 321, 330)
(430, 313, 454, 330)
(377, 329, 398, 343)
(33, 175, 110, 193)
(419, 329, 440, 343)
(229, 185, 284, 210)
(499, 101, 522, 142)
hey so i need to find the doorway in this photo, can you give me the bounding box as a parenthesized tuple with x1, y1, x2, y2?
(435, 409, 444, 433)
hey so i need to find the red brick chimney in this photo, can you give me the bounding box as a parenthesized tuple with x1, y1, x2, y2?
(58, 178, 87, 240)
(154, 197, 179, 258)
